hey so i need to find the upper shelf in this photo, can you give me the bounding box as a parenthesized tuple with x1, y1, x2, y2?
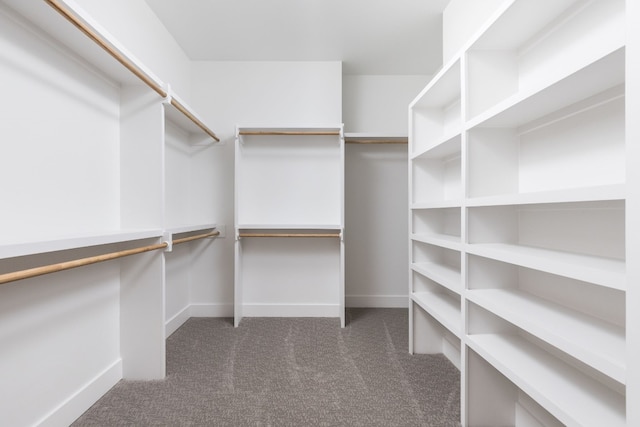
(344, 133, 408, 145)
(3, 0, 218, 142)
(237, 126, 343, 138)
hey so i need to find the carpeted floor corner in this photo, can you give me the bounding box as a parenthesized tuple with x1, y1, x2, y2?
(73, 308, 460, 426)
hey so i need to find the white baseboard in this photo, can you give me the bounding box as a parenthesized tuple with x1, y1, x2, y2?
(165, 305, 191, 338)
(37, 359, 122, 427)
(345, 295, 408, 308)
(189, 303, 234, 318)
(242, 303, 340, 318)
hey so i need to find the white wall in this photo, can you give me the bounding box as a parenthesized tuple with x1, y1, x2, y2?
(0, 5, 123, 425)
(342, 75, 429, 307)
(442, 0, 505, 64)
(74, 0, 192, 98)
(189, 61, 342, 315)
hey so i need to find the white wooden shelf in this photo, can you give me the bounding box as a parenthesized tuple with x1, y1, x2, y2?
(166, 224, 217, 235)
(466, 243, 625, 291)
(344, 133, 407, 144)
(466, 184, 626, 207)
(467, 334, 626, 427)
(0, 229, 163, 260)
(410, 133, 462, 161)
(411, 262, 461, 295)
(467, 289, 625, 384)
(411, 201, 463, 210)
(412, 291, 461, 338)
(411, 233, 462, 251)
(467, 48, 625, 130)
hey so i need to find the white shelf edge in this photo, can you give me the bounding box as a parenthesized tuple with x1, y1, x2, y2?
(467, 288, 625, 384)
(411, 262, 462, 295)
(409, 57, 462, 109)
(411, 201, 464, 210)
(466, 184, 626, 207)
(467, 334, 626, 427)
(411, 291, 461, 338)
(236, 224, 343, 230)
(0, 229, 163, 260)
(466, 243, 626, 291)
(166, 223, 217, 235)
(410, 131, 462, 160)
(465, 46, 625, 130)
(411, 233, 462, 251)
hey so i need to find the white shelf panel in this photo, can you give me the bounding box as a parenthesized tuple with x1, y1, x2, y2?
(411, 133, 462, 161)
(166, 223, 217, 235)
(0, 229, 163, 260)
(411, 201, 463, 210)
(411, 233, 462, 251)
(411, 262, 461, 295)
(237, 224, 342, 230)
(467, 48, 625, 130)
(344, 133, 407, 144)
(467, 289, 625, 384)
(466, 243, 625, 291)
(466, 184, 626, 207)
(468, 334, 625, 427)
(412, 291, 461, 337)
(410, 58, 461, 109)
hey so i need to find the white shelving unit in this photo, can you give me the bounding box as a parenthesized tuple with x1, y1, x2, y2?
(0, 1, 221, 424)
(234, 126, 345, 327)
(409, 0, 629, 425)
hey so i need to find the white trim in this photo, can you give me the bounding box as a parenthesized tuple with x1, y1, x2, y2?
(346, 295, 408, 308)
(189, 303, 234, 318)
(241, 303, 340, 318)
(36, 359, 122, 427)
(165, 306, 191, 338)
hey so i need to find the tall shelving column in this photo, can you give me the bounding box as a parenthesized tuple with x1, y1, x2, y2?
(235, 127, 345, 327)
(410, 0, 628, 425)
(408, 58, 463, 369)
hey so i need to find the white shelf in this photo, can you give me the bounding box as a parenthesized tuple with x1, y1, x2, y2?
(0, 229, 163, 260)
(466, 184, 626, 207)
(466, 243, 625, 291)
(467, 289, 625, 384)
(411, 233, 462, 251)
(166, 223, 217, 235)
(411, 133, 462, 161)
(343, 133, 407, 144)
(468, 48, 625, 130)
(411, 262, 461, 295)
(467, 334, 625, 427)
(412, 291, 461, 337)
(411, 201, 463, 210)
(237, 224, 342, 230)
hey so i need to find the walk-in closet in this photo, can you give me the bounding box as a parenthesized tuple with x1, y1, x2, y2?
(1, 0, 638, 425)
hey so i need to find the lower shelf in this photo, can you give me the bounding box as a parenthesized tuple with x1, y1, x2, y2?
(467, 333, 625, 427)
(411, 292, 461, 337)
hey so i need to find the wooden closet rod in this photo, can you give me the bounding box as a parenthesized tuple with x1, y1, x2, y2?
(0, 231, 219, 286)
(173, 230, 220, 245)
(0, 242, 167, 286)
(239, 131, 341, 136)
(45, 0, 220, 143)
(239, 232, 341, 238)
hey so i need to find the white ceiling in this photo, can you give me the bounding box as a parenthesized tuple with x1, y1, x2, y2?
(144, 0, 450, 75)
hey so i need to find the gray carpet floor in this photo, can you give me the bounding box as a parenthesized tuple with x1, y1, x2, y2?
(73, 308, 460, 426)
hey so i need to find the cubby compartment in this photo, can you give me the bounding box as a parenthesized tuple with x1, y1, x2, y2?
(467, 201, 625, 289)
(466, 0, 624, 120)
(410, 137, 462, 206)
(467, 254, 625, 383)
(467, 86, 625, 200)
(466, 303, 625, 426)
(411, 301, 461, 369)
(235, 128, 343, 227)
(411, 207, 461, 249)
(411, 241, 461, 294)
(409, 59, 461, 157)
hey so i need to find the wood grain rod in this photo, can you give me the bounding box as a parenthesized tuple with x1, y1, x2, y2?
(45, 0, 220, 142)
(0, 242, 167, 286)
(0, 230, 220, 286)
(173, 230, 220, 245)
(239, 233, 341, 238)
(239, 131, 341, 136)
